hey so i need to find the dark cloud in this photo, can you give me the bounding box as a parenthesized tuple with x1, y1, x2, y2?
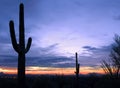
(26, 55, 74, 68)
(0, 54, 74, 68)
(0, 55, 17, 67)
(0, 43, 74, 68)
(82, 45, 111, 52)
(82, 46, 98, 51)
(0, 43, 112, 69)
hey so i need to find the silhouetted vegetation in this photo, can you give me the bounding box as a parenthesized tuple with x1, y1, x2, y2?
(9, 3, 32, 88)
(75, 52, 80, 88)
(101, 34, 120, 79)
(0, 74, 120, 88)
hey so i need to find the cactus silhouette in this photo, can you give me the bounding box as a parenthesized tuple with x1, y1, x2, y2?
(75, 52, 80, 87)
(75, 52, 80, 79)
(9, 3, 32, 88)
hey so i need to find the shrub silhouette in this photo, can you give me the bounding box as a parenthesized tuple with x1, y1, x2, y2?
(9, 3, 32, 88)
(101, 34, 120, 79)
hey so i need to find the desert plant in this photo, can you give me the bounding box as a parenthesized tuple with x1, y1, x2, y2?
(75, 52, 80, 79)
(75, 52, 80, 87)
(9, 3, 32, 88)
(101, 34, 120, 79)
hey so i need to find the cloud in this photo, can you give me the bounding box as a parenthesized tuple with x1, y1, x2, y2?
(0, 43, 75, 68)
(0, 55, 17, 67)
(82, 45, 111, 52)
(26, 55, 74, 68)
(77, 45, 112, 68)
(0, 54, 74, 68)
(82, 46, 98, 51)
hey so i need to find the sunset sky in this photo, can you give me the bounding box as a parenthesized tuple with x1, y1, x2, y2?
(0, 0, 120, 75)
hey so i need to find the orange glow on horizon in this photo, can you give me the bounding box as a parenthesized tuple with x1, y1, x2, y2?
(0, 67, 17, 74)
(0, 66, 104, 75)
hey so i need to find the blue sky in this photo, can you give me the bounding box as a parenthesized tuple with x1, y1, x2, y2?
(0, 0, 120, 73)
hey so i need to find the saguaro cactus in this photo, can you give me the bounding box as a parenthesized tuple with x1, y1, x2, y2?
(75, 52, 80, 79)
(9, 3, 32, 88)
(75, 52, 80, 87)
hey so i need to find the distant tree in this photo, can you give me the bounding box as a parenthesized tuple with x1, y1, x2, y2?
(101, 34, 120, 78)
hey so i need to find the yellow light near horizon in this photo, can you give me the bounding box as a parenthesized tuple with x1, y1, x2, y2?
(0, 66, 104, 75)
(0, 67, 17, 74)
(26, 66, 75, 75)
(80, 66, 104, 74)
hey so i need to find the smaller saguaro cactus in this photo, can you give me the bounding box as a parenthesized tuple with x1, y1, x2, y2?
(75, 52, 80, 87)
(75, 52, 80, 78)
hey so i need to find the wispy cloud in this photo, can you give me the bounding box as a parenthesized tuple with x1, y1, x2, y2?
(78, 45, 112, 68)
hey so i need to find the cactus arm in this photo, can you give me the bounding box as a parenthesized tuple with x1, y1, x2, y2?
(25, 37, 32, 53)
(9, 21, 19, 52)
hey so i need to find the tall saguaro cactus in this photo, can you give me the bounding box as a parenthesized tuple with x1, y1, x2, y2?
(75, 52, 80, 87)
(9, 3, 32, 88)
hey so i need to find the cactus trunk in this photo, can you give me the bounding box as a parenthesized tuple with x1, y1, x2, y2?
(75, 52, 80, 79)
(9, 3, 32, 88)
(18, 53, 25, 88)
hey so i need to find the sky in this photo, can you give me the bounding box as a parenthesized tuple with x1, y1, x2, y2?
(0, 0, 120, 75)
